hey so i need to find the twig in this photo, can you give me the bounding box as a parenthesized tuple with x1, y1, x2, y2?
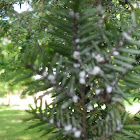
(100, 129, 118, 140)
(13, 10, 31, 32)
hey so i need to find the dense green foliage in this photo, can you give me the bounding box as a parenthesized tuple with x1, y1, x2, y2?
(0, 0, 140, 140)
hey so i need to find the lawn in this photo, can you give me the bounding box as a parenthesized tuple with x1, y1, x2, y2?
(0, 106, 51, 140)
(0, 98, 139, 140)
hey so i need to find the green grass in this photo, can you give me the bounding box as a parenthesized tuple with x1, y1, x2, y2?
(0, 98, 139, 140)
(0, 106, 51, 140)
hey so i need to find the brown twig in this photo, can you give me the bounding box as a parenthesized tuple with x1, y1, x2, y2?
(100, 129, 118, 140)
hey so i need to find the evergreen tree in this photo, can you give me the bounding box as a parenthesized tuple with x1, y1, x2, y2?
(0, 0, 140, 139)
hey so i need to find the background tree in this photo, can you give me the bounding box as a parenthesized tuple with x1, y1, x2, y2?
(0, 0, 140, 140)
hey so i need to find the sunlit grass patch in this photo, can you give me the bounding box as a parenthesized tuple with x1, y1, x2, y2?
(0, 106, 51, 140)
(124, 97, 140, 114)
